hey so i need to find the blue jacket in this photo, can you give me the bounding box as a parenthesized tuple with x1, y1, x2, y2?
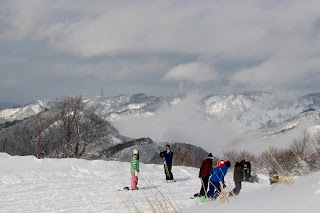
(165, 149, 173, 164)
(209, 165, 228, 184)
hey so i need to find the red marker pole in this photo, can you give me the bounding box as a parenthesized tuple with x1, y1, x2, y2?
(37, 129, 41, 159)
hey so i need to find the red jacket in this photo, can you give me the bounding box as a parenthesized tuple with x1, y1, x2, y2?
(199, 159, 213, 178)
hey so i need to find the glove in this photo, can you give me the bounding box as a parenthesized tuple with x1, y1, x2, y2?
(135, 171, 139, 176)
(223, 184, 226, 188)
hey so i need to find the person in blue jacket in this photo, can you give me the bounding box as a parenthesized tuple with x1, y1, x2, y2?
(207, 160, 231, 199)
(160, 144, 174, 181)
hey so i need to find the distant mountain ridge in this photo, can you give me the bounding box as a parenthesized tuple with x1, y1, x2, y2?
(1, 92, 320, 161)
(1, 92, 320, 136)
(0, 100, 53, 124)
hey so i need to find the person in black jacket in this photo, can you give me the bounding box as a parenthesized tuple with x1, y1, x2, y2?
(230, 162, 243, 196)
(244, 160, 251, 182)
(194, 153, 214, 197)
(160, 145, 174, 181)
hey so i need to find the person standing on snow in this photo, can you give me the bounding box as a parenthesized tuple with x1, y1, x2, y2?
(230, 161, 243, 196)
(244, 160, 252, 182)
(130, 149, 140, 190)
(160, 144, 174, 181)
(207, 160, 231, 200)
(194, 153, 214, 197)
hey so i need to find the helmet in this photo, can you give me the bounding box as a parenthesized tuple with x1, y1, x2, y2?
(217, 159, 226, 168)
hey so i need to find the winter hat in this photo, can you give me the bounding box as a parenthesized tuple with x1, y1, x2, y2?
(207, 153, 214, 160)
(241, 159, 246, 165)
(217, 159, 226, 168)
(133, 149, 139, 155)
(225, 161, 231, 168)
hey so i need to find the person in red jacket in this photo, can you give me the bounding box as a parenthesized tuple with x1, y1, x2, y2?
(194, 153, 214, 197)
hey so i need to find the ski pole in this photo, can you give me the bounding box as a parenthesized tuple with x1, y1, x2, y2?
(200, 178, 209, 198)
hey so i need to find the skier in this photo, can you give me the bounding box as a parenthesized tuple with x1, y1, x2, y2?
(160, 144, 174, 182)
(130, 149, 140, 190)
(207, 160, 231, 200)
(229, 161, 243, 196)
(194, 153, 214, 197)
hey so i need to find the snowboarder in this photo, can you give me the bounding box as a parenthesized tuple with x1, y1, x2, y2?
(130, 149, 140, 190)
(230, 161, 243, 196)
(207, 160, 231, 200)
(160, 144, 174, 181)
(269, 169, 279, 185)
(194, 153, 214, 197)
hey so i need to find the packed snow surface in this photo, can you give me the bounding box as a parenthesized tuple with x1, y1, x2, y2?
(0, 153, 319, 213)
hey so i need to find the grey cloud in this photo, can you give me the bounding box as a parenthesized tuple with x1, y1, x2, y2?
(2, 0, 319, 57)
(1, 0, 320, 103)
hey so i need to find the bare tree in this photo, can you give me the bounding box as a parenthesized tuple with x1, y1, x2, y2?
(312, 131, 320, 156)
(290, 129, 312, 159)
(223, 149, 258, 166)
(50, 96, 107, 158)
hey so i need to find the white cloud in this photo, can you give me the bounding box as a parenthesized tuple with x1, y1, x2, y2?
(164, 61, 218, 83)
(1, 0, 320, 102)
(0, 0, 51, 39)
(113, 93, 242, 154)
(230, 55, 320, 90)
(1, 0, 320, 58)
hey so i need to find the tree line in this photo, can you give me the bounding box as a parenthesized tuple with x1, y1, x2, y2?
(0, 96, 114, 158)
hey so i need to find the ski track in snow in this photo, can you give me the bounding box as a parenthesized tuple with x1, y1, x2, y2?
(0, 153, 319, 213)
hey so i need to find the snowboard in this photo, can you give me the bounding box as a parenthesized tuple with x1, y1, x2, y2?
(190, 195, 206, 203)
(163, 180, 176, 183)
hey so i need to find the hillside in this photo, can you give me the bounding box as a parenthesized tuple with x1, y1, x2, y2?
(0, 153, 318, 213)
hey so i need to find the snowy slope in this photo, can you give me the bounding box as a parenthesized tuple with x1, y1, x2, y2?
(0, 153, 319, 213)
(0, 100, 52, 124)
(184, 172, 320, 213)
(86, 93, 184, 122)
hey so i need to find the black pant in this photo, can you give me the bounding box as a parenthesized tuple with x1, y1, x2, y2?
(245, 172, 251, 182)
(199, 175, 209, 196)
(164, 164, 174, 180)
(232, 181, 242, 195)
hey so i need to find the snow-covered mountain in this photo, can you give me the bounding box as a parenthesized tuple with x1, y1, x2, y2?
(200, 92, 320, 129)
(86, 93, 184, 121)
(85, 92, 320, 133)
(0, 100, 53, 124)
(1, 92, 320, 149)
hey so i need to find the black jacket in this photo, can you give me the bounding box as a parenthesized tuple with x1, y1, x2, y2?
(233, 162, 243, 182)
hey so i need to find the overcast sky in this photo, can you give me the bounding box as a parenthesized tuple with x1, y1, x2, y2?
(1, 0, 320, 104)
